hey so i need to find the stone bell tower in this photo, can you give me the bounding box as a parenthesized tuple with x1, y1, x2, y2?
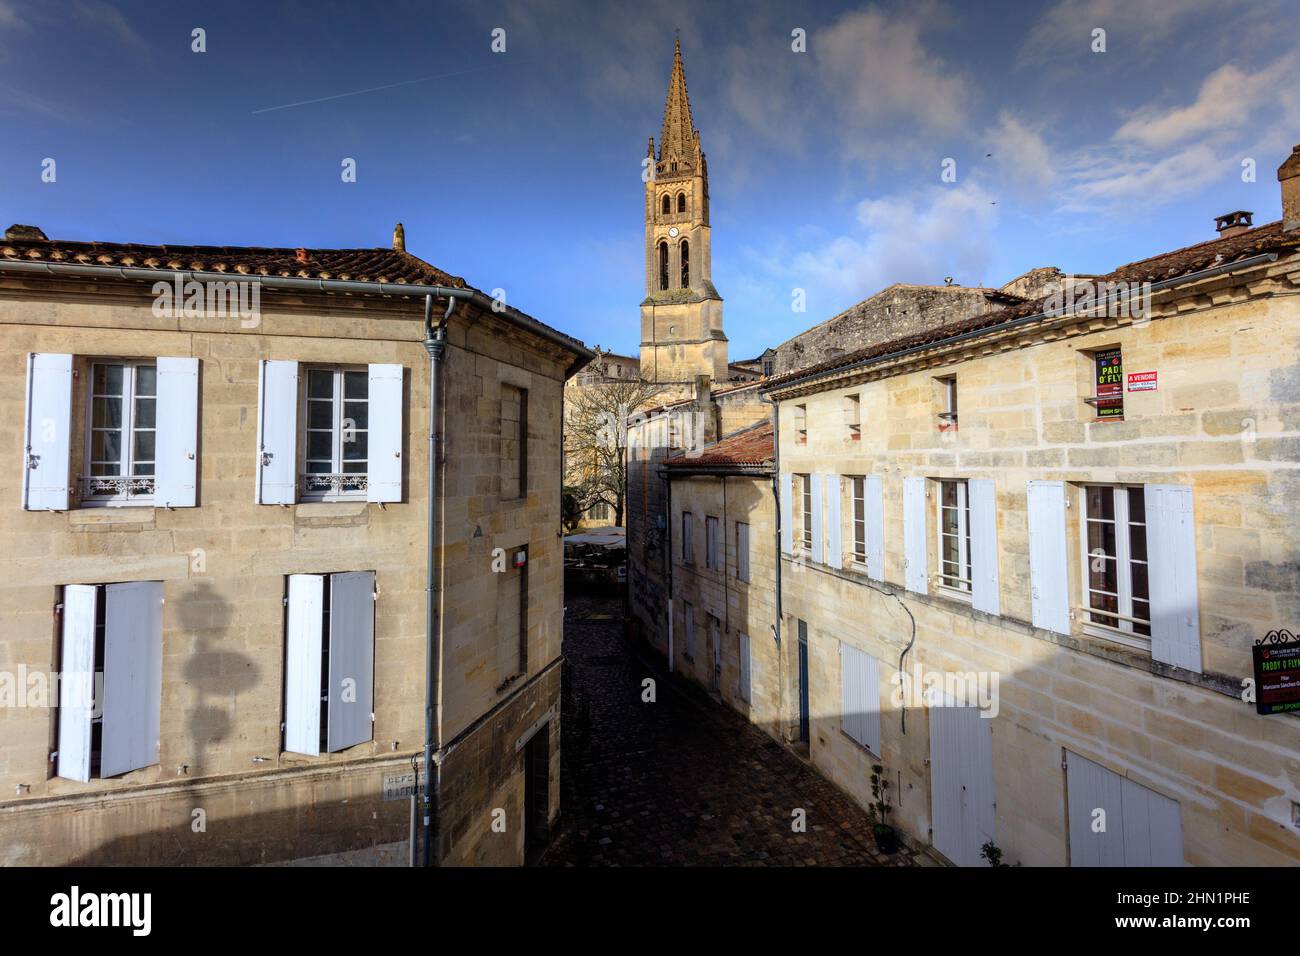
(640, 38, 728, 387)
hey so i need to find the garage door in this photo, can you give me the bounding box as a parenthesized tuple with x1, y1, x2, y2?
(1066, 751, 1184, 866)
(929, 706, 996, 867)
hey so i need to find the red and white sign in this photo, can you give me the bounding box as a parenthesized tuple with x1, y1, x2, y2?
(1127, 371, 1158, 392)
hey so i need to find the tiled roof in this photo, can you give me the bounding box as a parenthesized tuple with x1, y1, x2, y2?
(666, 420, 774, 469)
(763, 220, 1293, 391)
(0, 225, 593, 357)
(1, 232, 466, 286)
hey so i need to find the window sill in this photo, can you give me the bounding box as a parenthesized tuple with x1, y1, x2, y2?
(839, 728, 879, 758)
(1082, 623, 1151, 654)
(936, 584, 973, 605)
(295, 500, 369, 518)
(69, 507, 156, 528)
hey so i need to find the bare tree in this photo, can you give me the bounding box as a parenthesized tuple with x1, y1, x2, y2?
(564, 378, 665, 526)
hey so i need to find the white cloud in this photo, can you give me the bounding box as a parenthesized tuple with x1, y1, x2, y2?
(1115, 61, 1286, 149)
(1018, 0, 1219, 67)
(781, 182, 1000, 309)
(814, 4, 968, 133)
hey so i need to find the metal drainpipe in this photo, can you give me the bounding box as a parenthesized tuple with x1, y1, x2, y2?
(419, 290, 472, 867)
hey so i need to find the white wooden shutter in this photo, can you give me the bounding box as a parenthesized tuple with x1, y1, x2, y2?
(284, 574, 324, 755)
(326, 571, 376, 752)
(737, 522, 750, 581)
(810, 474, 824, 563)
(155, 357, 199, 507)
(366, 364, 403, 503)
(256, 359, 298, 505)
(1066, 751, 1184, 866)
(738, 633, 751, 702)
(968, 479, 1000, 616)
(779, 473, 793, 555)
(825, 474, 842, 569)
(100, 581, 163, 778)
(1145, 484, 1201, 674)
(840, 644, 880, 754)
(23, 353, 73, 511)
(1027, 480, 1070, 635)
(865, 475, 884, 582)
(903, 476, 928, 594)
(57, 584, 98, 782)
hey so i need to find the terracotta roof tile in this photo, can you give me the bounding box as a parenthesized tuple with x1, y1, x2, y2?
(764, 220, 1294, 390)
(666, 420, 774, 468)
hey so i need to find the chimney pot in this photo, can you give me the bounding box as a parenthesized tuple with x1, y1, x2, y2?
(1278, 144, 1300, 232)
(295, 248, 308, 264)
(1214, 210, 1253, 239)
(392, 222, 405, 252)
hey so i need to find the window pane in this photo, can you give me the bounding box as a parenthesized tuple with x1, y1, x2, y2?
(341, 461, 367, 474)
(942, 506, 959, 537)
(132, 461, 155, 477)
(93, 397, 122, 429)
(94, 364, 123, 395)
(135, 365, 156, 397)
(1086, 519, 1116, 559)
(1127, 487, 1145, 523)
(92, 431, 121, 466)
(344, 401, 368, 430)
(343, 371, 368, 400)
(1088, 556, 1118, 596)
(308, 400, 333, 429)
(942, 481, 957, 507)
(134, 397, 156, 429)
(1086, 485, 1114, 521)
(308, 369, 334, 399)
(942, 533, 959, 568)
(133, 431, 155, 463)
(1129, 522, 1148, 562)
(343, 432, 367, 461)
(1130, 561, 1150, 603)
(306, 460, 330, 474)
(307, 430, 333, 460)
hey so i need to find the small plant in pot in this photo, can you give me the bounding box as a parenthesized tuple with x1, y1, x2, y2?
(869, 764, 899, 854)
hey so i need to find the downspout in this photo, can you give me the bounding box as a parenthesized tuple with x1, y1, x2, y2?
(665, 465, 674, 672)
(420, 289, 473, 867)
(758, 392, 784, 738)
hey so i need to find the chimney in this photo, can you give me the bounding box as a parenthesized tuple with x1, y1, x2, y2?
(5, 224, 48, 241)
(1279, 144, 1300, 232)
(694, 373, 711, 405)
(1213, 210, 1253, 239)
(295, 248, 308, 264)
(392, 222, 405, 252)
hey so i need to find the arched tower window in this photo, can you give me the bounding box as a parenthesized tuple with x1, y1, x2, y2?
(661, 194, 671, 215)
(658, 241, 669, 291)
(679, 239, 690, 289)
(677, 193, 687, 213)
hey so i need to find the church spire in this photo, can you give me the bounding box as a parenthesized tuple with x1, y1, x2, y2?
(658, 37, 697, 170)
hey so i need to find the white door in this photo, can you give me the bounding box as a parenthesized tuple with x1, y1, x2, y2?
(929, 705, 996, 866)
(1066, 751, 1184, 866)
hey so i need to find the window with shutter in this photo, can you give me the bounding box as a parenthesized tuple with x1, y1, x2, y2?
(301, 366, 370, 500)
(736, 522, 750, 582)
(283, 571, 376, 755)
(82, 360, 157, 505)
(56, 581, 163, 780)
(1080, 485, 1151, 650)
(840, 643, 881, 755)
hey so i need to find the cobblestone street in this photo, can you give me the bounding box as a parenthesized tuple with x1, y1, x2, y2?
(542, 592, 918, 867)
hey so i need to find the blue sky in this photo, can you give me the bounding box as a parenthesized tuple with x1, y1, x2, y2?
(2, 0, 1297, 360)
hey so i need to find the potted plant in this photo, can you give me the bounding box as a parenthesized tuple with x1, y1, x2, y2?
(869, 764, 899, 854)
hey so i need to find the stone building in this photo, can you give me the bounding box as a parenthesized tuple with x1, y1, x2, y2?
(760, 153, 1300, 866)
(0, 223, 592, 865)
(660, 422, 782, 733)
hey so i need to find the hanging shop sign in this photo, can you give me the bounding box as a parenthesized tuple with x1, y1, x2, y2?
(1252, 630, 1300, 716)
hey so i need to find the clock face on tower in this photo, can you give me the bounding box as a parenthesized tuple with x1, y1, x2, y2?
(668, 226, 679, 238)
